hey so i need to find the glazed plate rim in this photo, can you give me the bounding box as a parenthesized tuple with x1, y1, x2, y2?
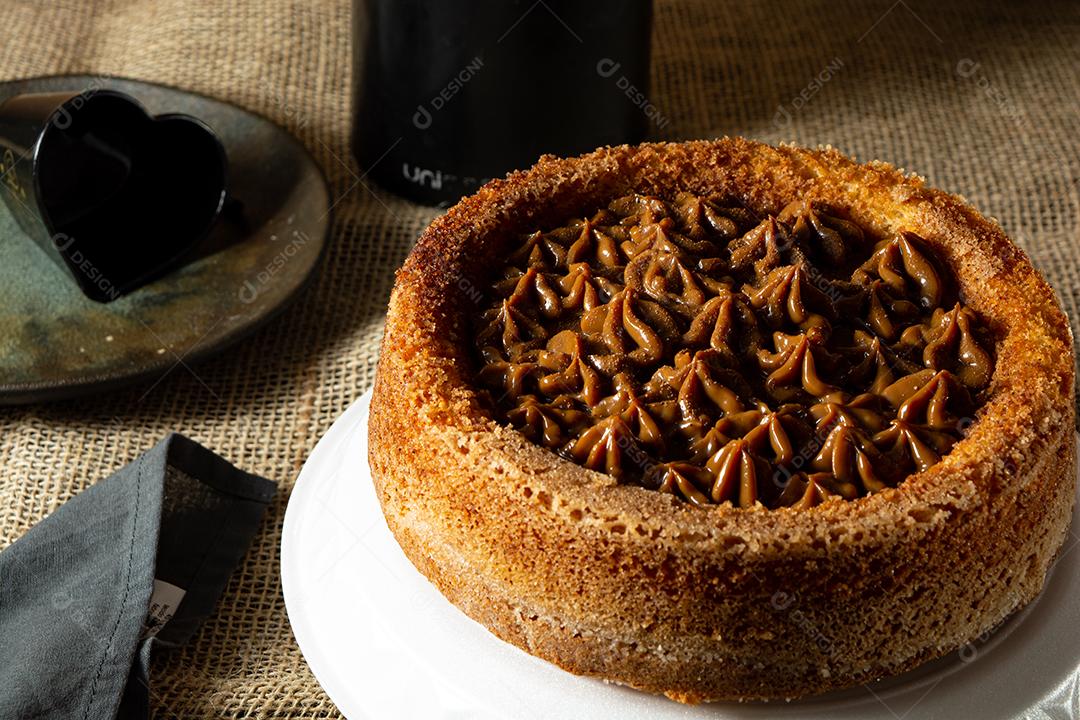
(0, 73, 330, 403)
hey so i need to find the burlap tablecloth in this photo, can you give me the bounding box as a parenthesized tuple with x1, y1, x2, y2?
(0, 0, 1077, 716)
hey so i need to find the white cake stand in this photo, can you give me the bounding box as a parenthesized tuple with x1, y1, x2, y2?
(282, 390, 1080, 719)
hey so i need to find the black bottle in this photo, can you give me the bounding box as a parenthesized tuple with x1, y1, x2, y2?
(353, 0, 654, 206)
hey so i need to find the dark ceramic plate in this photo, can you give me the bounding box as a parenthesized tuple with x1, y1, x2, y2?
(0, 75, 330, 403)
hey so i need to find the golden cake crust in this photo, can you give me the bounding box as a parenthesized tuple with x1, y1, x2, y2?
(368, 139, 1076, 702)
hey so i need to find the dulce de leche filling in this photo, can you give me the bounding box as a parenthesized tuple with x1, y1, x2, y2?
(472, 193, 994, 509)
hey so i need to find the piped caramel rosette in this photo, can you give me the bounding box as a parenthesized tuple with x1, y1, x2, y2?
(473, 193, 994, 509)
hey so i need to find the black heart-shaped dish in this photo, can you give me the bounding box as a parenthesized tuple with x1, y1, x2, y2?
(0, 89, 227, 302)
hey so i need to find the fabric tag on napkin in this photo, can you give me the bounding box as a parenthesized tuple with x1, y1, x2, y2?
(140, 579, 187, 641)
(0, 433, 275, 720)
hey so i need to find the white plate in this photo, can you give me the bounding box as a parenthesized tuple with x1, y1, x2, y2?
(282, 390, 1080, 719)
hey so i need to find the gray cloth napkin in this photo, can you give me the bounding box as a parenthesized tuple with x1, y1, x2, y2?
(0, 433, 275, 720)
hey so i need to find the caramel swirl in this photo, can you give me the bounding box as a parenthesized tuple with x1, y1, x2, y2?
(757, 330, 839, 399)
(730, 217, 787, 276)
(745, 265, 833, 330)
(855, 232, 943, 309)
(779, 199, 866, 266)
(919, 304, 994, 388)
(473, 193, 994, 509)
